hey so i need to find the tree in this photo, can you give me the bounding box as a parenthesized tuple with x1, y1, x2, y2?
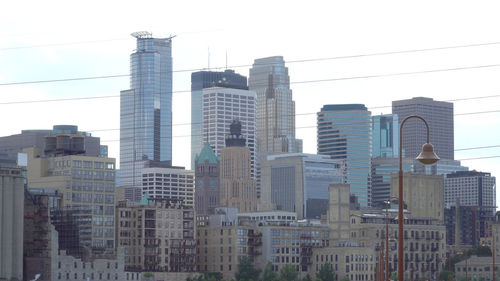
(302, 274, 313, 281)
(235, 256, 260, 281)
(439, 270, 453, 281)
(263, 262, 278, 281)
(316, 264, 335, 281)
(389, 273, 397, 281)
(279, 265, 299, 281)
(339, 276, 350, 281)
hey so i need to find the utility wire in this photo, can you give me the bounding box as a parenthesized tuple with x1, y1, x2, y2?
(2, 62, 500, 104)
(2, 39, 500, 86)
(93, 108, 500, 143)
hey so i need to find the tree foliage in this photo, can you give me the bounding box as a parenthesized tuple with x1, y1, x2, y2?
(235, 256, 261, 281)
(279, 265, 299, 281)
(316, 264, 335, 281)
(262, 262, 278, 281)
(439, 270, 453, 281)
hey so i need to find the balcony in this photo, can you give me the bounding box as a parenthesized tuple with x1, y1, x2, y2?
(247, 240, 262, 247)
(248, 232, 262, 238)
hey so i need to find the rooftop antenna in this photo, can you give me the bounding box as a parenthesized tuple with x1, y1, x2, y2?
(225, 50, 228, 70)
(208, 47, 210, 70)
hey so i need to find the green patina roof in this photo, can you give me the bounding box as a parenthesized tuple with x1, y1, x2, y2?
(195, 142, 219, 164)
(139, 192, 152, 206)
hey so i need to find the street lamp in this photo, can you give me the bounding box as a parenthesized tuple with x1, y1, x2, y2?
(398, 115, 440, 281)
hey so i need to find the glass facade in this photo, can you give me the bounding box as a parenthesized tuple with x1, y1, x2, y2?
(190, 70, 248, 169)
(317, 104, 372, 206)
(120, 33, 173, 200)
(372, 114, 399, 158)
(303, 160, 343, 219)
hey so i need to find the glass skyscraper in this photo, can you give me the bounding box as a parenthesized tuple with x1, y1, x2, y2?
(372, 114, 399, 158)
(317, 104, 372, 206)
(190, 70, 248, 169)
(120, 31, 173, 201)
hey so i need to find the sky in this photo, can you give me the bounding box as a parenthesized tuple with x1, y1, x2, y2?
(1, 1, 499, 199)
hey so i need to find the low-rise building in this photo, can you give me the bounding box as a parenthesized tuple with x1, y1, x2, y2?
(454, 255, 499, 280)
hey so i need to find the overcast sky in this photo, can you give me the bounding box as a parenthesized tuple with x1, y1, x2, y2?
(1, 1, 499, 198)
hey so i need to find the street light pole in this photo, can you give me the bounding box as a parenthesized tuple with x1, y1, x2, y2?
(398, 115, 440, 281)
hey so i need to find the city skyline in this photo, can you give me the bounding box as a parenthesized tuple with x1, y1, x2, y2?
(0, 2, 499, 198)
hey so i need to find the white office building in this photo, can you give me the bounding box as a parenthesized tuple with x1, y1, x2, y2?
(202, 87, 257, 177)
(141, 167, 195, 208)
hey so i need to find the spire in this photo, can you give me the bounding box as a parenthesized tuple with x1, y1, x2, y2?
(195, 142, 219, 164)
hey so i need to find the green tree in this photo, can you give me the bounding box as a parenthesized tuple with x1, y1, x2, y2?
(263, 262, 278, 281)
(301, 274, 313, 281)
(339, 276, 350, 281)
(389, 273, 397, 281)
(439, 270, 453, 281)
(279, 265, 298, 281)
(235, 256, 260, 281)
(316, 264, 335, 281)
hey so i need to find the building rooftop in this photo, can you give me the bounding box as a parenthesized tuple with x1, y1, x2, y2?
(321, 104, 367, 112)
(446, 170, 492, 178)
(195, 142, 219, 164)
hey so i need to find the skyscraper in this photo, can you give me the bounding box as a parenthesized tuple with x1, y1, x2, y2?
(317, 104, 372, 206)
(248, 56, 302, 196)
(219, 121, 257, 212)
(191, 70, 248, 168)
(201, 87, 256, 177)
(372, 114, 399, 158)
(392, 97, 454, 160)
(249, 56, 301, 154)
(120, 32, 173, 201)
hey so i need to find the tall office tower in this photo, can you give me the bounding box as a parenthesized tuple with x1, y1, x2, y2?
(25, 146, 117, 258)
(249, 56, 302, 196)
(260, 153, 343, 219)
(317, 104, 372, 206)
(120, 31, 173, 202)
(444, 171, 496, 209)
(141, 167, 195, 208)
(201, 87, 256, 177)
(219, 121, 257, 213)
(0, 167, 24, 281)
(194, 143, 220, 216)
(392, 97, 454, 160)
(372, 114, 399, 158)
(191, 70, 248, 168)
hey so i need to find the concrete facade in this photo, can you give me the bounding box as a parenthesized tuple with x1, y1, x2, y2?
(25, 147, 117, 257)
(0, 167, 24, 281)
(219, 146, 257, 213)
(390, 172, 445, 221)
(116, 197, 196, 273)
(141, 167, 195, 208)
(392, 97, 454, 160)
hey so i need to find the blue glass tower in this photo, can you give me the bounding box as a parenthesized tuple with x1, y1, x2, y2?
(372, 114, 399, 158)
(120, 32, 173, 201)
(317, 104, 372, 206)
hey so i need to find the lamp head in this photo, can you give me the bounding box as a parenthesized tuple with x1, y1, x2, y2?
(416, 143, 440, 165)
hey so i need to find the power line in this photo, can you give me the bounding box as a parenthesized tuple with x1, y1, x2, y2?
(93, 108, 500, 143)
(455, 145, 500, 151)
(457, 155, 500, 161)
(2, 39, 500, 86)
(2, 62, 500, 105)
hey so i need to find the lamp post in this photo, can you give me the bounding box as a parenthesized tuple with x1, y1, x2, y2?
(398, 115, 440, 281)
